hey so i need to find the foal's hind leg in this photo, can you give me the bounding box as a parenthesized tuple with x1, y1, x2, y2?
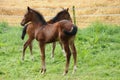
(59, 42, 66, 56)
(51, 42, 66, 59)
(70, 42, 77, 74)
(62, 42, 71, 75)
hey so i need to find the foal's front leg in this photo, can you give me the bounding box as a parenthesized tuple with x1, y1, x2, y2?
(51, 42, 56, 59)
(22, 39, 32, 60)
(39, 42, 46, 74)
(29, 42, 34, 61)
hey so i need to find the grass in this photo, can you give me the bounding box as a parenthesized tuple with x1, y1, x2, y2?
(0, 21, 120, 80)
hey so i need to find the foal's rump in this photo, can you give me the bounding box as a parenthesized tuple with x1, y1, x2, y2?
(63, 25, 77, 35)
(58, 20, 78, 36)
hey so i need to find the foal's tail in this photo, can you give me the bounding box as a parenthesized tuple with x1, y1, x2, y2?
(21, 25, 27, 40)
(63, 25, 78, 35)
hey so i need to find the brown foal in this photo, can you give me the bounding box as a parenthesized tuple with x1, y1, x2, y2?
(21, 7, 77, 75)
(21, 8, 72, 60)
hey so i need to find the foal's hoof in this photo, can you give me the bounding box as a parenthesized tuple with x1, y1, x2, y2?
(31, 56, 34, 61)
(41, 69, 46, 74)
(21, 36, 24, 40)
(72, 66, 77, 74)
(63, 72, 66, 76)
(51, 54, 53, 58)
(63, 71, 68, 76)
(21, 57, 24, 61)
(62, 50, 66, 57)
(50, 55, 55, 62)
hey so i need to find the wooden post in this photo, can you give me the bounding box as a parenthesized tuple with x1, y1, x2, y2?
(72, 6, 76, 25)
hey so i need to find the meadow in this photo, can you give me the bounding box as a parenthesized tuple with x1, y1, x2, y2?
(0, 22, 120, 80)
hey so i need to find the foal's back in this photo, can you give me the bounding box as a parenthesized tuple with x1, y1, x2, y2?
(35, 20, 74, 43)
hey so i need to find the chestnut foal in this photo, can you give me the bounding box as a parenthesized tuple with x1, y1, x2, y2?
(21, 7, 77, 75)
(21, 8, 72, 60)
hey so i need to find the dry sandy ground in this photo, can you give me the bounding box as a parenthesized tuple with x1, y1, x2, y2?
(0, 0, 120, 27)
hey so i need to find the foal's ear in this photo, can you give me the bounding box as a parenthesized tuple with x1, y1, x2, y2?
(66, 8, 69, 11)
(27, 6, 33, 13)
(27, 6, 31, 11)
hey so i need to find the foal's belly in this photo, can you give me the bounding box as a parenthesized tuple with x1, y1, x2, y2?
(46, 39, 58, 43)
(45, 34, 59, 43)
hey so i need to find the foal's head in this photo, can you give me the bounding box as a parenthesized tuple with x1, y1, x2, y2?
(21, 7, 33, 26)
(47, 8, 72, 23)
(21, 7, 47, 26)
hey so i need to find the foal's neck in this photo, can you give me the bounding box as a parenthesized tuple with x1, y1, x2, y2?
(33, 11, 47, 26)
(31, 18, 46, 28)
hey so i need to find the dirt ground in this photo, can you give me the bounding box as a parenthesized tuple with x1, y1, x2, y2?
(0, 0, 120, 28)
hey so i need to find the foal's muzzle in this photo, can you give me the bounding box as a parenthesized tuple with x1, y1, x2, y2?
(20, 22, 25, 26)
(20, 19, 26, 26)
(21, 21, 32, 27)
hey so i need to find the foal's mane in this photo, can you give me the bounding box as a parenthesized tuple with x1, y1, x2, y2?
(30, 8, 47, 25)
(49, 9, 70, 23)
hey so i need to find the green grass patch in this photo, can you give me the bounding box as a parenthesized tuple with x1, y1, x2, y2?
(0, 22, 120, 80)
